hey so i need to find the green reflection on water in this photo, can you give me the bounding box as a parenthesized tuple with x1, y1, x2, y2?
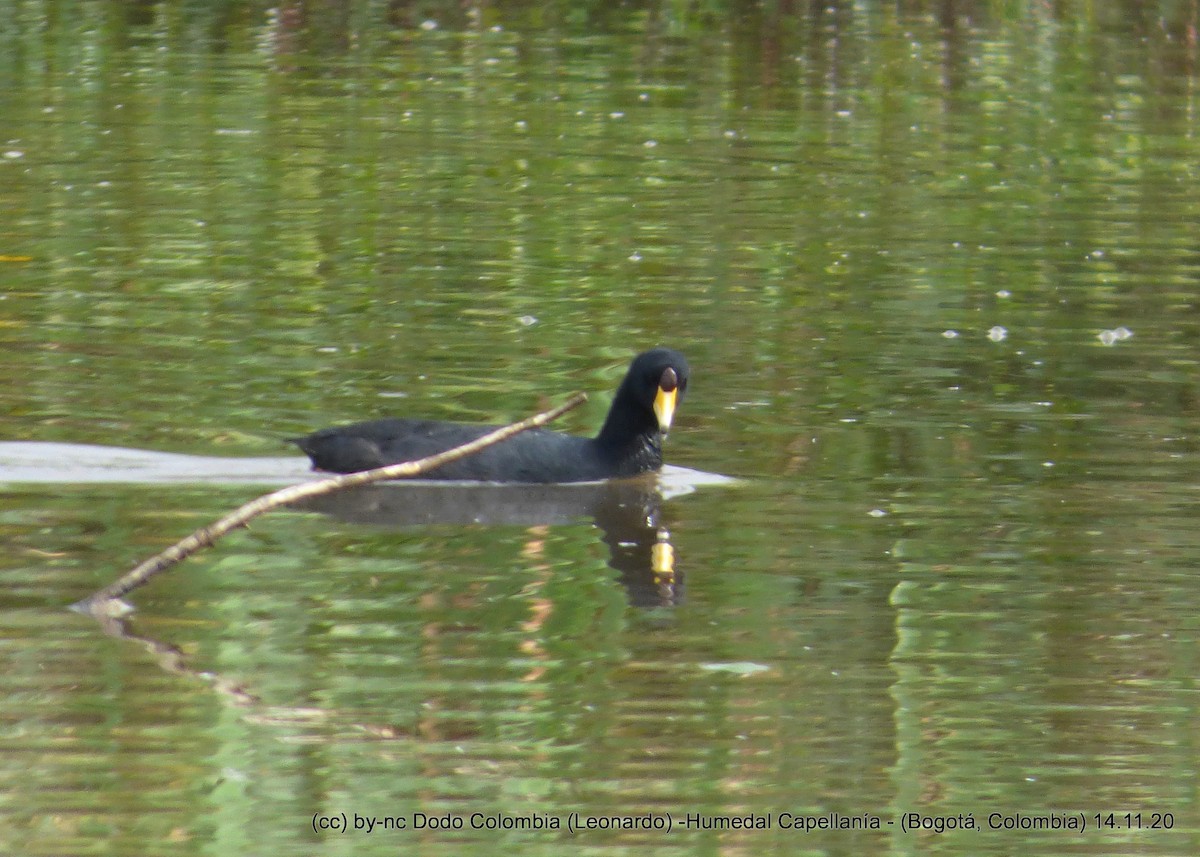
(2, 3, 1199, 856)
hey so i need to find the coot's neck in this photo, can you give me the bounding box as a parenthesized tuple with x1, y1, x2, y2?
(593, 385, 663, 464)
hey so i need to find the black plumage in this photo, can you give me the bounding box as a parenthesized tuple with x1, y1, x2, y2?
(292, 348, 689, 483)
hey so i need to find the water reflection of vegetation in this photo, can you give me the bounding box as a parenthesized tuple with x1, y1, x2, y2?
(3, 4, 1200, 855)
(3, 0, 1196, 501)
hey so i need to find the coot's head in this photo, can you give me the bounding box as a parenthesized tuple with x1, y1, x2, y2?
(624, 347, 690, 434)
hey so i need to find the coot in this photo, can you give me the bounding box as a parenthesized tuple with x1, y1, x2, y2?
(292, 347, 689, 483)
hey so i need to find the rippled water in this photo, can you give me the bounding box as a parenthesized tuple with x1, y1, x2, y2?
(3, 3, 1200, 855)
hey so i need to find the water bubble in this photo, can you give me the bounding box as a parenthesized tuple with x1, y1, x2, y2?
(1098, 327, 1133, 346)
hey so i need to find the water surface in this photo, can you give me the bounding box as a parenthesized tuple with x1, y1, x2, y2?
(2, 2, 1199, 855)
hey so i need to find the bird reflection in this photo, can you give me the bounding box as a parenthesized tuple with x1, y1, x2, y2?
(290, 476, 683, 608)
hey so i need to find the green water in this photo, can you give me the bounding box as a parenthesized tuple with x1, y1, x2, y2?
(2, 2, 1199, 855)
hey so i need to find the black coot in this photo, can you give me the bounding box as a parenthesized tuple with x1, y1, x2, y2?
(292, 348, 689, 483)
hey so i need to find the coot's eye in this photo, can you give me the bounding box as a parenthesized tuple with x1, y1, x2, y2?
(659, 367, 678, 393)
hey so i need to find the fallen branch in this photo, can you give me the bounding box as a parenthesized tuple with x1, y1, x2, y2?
(73, 392, 587, 615)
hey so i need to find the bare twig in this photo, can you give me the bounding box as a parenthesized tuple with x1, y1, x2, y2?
(73, 393, 587, 614)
